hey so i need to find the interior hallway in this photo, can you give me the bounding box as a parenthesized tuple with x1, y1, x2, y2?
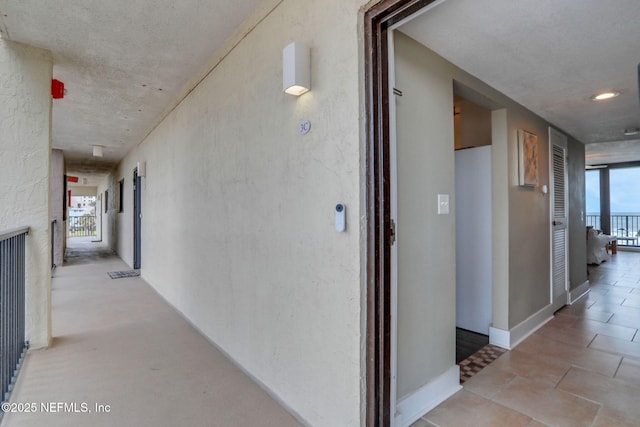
(1, 238, 302, 427)
(413, 251, 640, 427)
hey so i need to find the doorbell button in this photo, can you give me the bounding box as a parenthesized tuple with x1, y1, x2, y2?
(335, 203, 346, 232)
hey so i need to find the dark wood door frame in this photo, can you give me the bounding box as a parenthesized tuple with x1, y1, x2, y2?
(364, 1, 437, 425)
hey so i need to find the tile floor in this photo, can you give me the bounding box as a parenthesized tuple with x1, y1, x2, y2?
(412, 251, 640, 427)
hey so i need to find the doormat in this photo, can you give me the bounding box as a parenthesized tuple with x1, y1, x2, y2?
(107, 270, 140, 279)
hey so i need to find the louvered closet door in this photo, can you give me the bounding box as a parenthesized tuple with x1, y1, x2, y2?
(550, 127, 568, 310)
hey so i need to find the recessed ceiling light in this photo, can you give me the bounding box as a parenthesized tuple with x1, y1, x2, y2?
(624, 127, 640, 136)
(591, 91, 620, 101)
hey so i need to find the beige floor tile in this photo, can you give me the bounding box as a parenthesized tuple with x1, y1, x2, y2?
(493, 377, 599, 427)
(571, 318, 637, 341)
(590, 301, 640, 314)
(588, 285, 608, 295)
(590, 283, 634, 295)
(583, 293, 627, 306)
(570, 294, 598, 306)
(557, 367, 640, 420)
(608, 312, 640, 329)
(535, 323, 596, 348)
(591, 406, 640, 427)
(615, 358, 640, 386)
(589, 334, 640, 359)
(424, 390, 531, 427)
(409, 418, 435, 427)
(515, 334, 621, 377)
(589, 278, 617, 287)
(621, 294, 640, 308)
(547, 313, 578, 328)
(462, 365, 516, 398)
(489, 348, 571, 386)
(599, 308, 640, 333)
(614, 279, 640, 289)
(549, 305, 613, 325)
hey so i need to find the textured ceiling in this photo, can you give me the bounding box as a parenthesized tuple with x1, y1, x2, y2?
(1, 0, 639, 173)
(400, 0, 640, 165)
(0, 0, 264, 174)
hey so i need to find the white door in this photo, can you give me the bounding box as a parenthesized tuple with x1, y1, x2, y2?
(455, 146, 492, 334)
(549, 127, 569, 311)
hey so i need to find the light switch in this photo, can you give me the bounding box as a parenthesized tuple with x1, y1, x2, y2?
(438, 194, 450, 215)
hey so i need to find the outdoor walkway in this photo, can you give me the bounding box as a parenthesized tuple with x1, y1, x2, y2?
(1, 238, 301, 427)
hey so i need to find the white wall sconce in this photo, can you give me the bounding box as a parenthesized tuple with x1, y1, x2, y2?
(137, 161, 146, 177)
(283, 42, 310, 96)
(92, 145, 103, 157)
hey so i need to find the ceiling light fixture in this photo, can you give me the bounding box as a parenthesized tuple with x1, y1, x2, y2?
(623, 127, 640, 136)
(591, 91, 620, 101)
(92, 145, 103, 157)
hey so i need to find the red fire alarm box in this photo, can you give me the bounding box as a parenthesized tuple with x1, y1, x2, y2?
(52, 79, 65, 99)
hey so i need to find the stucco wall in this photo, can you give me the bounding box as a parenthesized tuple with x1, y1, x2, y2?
(51, 149, 65, 267)
(113, 0, 365, 425)
(115, 169, 133, 265)
(0, 39, 53, 349)
(96, 180, 106, 246)
(96, 174, 116, 249)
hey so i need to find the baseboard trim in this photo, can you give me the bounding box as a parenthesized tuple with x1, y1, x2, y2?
(395, 365, 462, 427)
(569, 280, 590, 304)
(489, 304, 554, 350)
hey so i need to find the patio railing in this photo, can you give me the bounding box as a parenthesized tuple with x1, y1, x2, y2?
(0, 227, 29, 407)
(68, 215, 96, 238)
(587, 214, 640, 247)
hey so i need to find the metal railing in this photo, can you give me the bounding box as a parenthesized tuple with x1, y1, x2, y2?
(0, 227, 29, 406)
(586, 214, 640, 246)
(586, 215, 601, 231)
(67, 215, 96, 238)
(611, 214, 640, 246)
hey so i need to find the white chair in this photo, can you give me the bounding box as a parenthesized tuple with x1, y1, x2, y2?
(587, 227, 613, 264)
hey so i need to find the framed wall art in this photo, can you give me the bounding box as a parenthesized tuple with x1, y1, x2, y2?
(518, 129, 538, 187)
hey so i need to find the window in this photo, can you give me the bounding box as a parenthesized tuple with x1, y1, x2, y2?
(586, 166, 640, 246)
(585, 170, 600, 229)
(610, 167, 640, 240)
